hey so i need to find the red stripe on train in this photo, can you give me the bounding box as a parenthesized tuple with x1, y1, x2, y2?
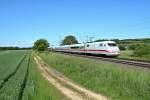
(79, 50, 110, 52)
(57, 49, 118, 53)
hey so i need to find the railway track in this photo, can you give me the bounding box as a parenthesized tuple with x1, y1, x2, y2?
(58, 52, 150, 68)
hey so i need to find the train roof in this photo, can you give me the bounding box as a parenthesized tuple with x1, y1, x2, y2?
(57, 43, 83, 47)
(86, 41, 116, 45)
(58, 41, 116, 48)
(70, 44, 84, 47)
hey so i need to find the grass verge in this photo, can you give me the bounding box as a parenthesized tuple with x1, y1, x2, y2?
(119, 50, 150, 61)
(22, 55, 68, 100)
(39, 52, 150, 100)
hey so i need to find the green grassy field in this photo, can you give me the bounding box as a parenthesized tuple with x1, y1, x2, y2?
(22, 56, 68, 100)
(0, 50, 68, 100)
(39, 52, 150, 100)
(119, 50, 150, 61)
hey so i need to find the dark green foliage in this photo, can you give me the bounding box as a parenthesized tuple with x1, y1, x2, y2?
(95, 39, 110, 42)
(133, 44, 150, 57)
(0, 47, 31, 50)
(128, 44, 137, 50)
(118, 38, 150, 44)
(95, 39, 120, 43)
(61, 35, 78, 45)
(119, 45, 126, 50)
(33, 39, 49, 51)
(142, 38, 150, 43)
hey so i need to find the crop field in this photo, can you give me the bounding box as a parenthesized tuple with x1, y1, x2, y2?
(0, 50, 10, 55)
(0, 50, 68, 100)
(1, 50, 150, 100)
(38, 52, 150, 100)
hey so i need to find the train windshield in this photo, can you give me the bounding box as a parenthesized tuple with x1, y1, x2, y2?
(107, 43, 117, 47)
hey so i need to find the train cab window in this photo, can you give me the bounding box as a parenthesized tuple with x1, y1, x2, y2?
(104, 44, 106, 47)
(108, 43, 117, 46)
(86, 44, 89, 47)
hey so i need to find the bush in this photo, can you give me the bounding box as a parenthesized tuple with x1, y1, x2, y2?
(33, 39, 49, 51)
(119, 45, 126, 50)
(133, 44, 150, 57)
(128, 44, 137, 50)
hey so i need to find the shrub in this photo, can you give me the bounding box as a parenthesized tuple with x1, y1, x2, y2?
(33, 39, 49, 51)
(133, 44, 150, 57)
(128, 44, 137, 50)
(119, 45, 126, 50)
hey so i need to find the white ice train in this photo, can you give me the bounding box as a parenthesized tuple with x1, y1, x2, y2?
(55, 41, 120, 57)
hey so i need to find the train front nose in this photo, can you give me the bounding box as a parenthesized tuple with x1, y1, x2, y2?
(110, 46, 120, 53)
(108, 47, 120, 56)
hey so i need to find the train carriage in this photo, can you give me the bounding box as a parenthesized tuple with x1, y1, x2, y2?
(55, 41, 120, 57)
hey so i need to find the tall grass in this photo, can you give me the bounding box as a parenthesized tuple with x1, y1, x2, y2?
(39, 52, 150, 100)
(22, 56, 68, 100)
(119, 50, 150, 61)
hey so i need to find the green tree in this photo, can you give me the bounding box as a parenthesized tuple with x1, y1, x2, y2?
(33, 39, 49, 51)
(61, 35, 78, 45)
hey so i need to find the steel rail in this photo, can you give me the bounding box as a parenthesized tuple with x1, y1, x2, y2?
(57, 52, 150, 68)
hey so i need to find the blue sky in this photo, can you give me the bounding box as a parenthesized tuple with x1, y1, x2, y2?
(0, 0, 150, 47)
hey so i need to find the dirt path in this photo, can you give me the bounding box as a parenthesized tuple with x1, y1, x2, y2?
(34, 55, 108, 100)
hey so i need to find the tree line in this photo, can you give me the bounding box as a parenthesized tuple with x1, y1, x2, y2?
(2, 35, 150, 58)
(33, 35, 78, 51)
(0, 47, 32, 50)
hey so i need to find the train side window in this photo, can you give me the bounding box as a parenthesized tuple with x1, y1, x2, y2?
(99, 44, 103, 46)
(86, 44, 89, 47)
(80, 46, 84, 49)
(108, 43, 117, 46)
(70, 46, 79, 49)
